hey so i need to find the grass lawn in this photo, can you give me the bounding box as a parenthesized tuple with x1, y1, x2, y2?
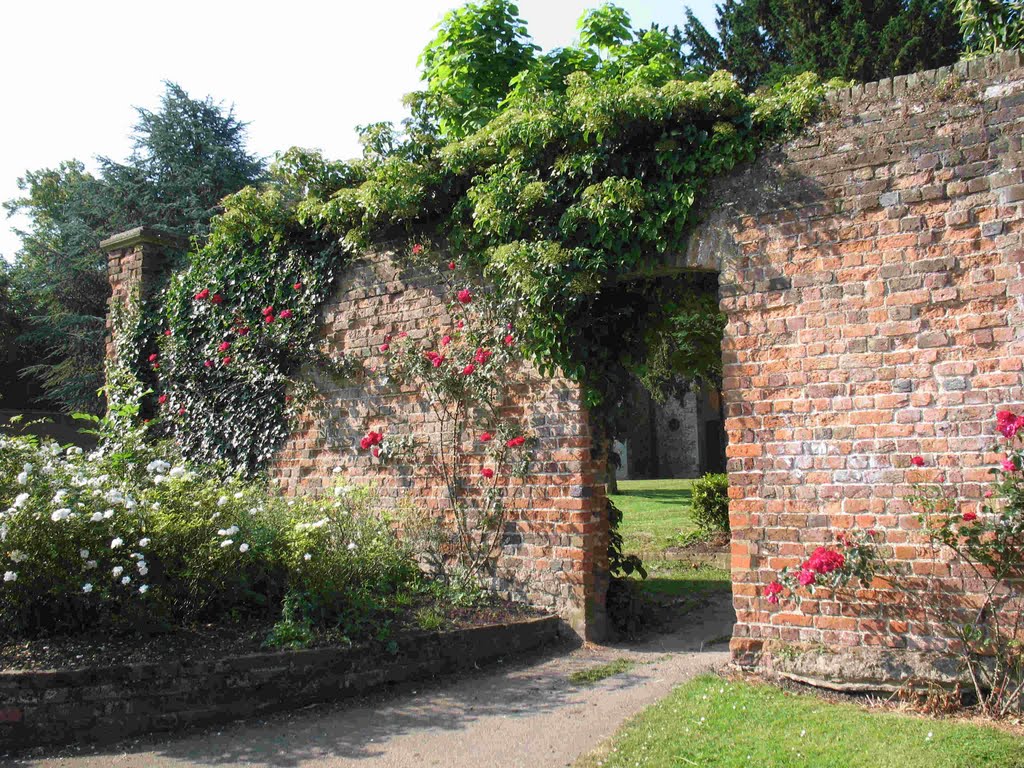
(639, 559, 731, 598)
(577, 675, 1024, 768)
(611, 479, 699, 557)
(611, 479, 731, 601)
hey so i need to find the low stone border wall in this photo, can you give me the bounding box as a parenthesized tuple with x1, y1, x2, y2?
(0, 615, 561, 753)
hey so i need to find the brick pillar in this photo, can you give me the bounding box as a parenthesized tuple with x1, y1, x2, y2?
(100, 226, 187, 367)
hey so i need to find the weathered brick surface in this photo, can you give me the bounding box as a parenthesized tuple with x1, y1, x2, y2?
(0, 616, 560, 753)
(270, 252, 610, 637)
(705, 52, 1024, 665)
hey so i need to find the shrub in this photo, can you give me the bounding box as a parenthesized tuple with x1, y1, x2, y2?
(0, 428, 417, 640)
(691, 473, 730, 534)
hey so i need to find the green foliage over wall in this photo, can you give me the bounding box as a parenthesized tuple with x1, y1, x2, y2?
(153, 2, 827, 473)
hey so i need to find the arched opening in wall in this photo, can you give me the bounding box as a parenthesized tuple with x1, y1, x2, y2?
(604, 269, 731, 637)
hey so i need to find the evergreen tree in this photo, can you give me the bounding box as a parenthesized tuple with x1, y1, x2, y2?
(4, 83, 264, 413)
(683, 0, 964, 87)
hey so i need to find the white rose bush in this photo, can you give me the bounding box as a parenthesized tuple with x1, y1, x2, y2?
(0, 409, 416, 643)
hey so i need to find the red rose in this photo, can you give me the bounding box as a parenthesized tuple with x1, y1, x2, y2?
(164, 329, 172, 336)
(803, 546, 845, 575)
(178, 407, 186, 415)
(910, 456, 925, 467)
(441, 335, 452, 346)
(285, 395, 293, 403)
(448, 260, 456, 270)
(797, 569, 816, 586)
(431, 355, 445, 368)
(461, 364, 475, 375)
(371, 446, 381, 458)
(480, 432, 493, 442)
(218, 341, 230, 352)
(481, 468, 494, 479)
(456, 321, 464, 329)
(457, 289, 472, 304)
(503, 334, 514, 346)
(264, 314, 275, 324)
(279, 309, 293, 320)
(764, 581, 783, 604)
(211, 293, 223, 305)
(237, 326, 250, 336)
(474, 347, 491, 364)
(411, 243, 424, 255)
(222, 356, 231, 365)
(1003, 457, 1018, 472)
(360, 436, 372, 450)
(262, 306, 274, 316)
(380, 343, 390, 352)
(506, 436, 526, 447)
(158, 394, 168, 405)
(398, 331, 408, 338)
(962, 511, 978, 522)
(293, 281, 303, 291)
(203, 359, 213, 368)
(194, 288, 210, 300)
(152, 363, 160, 371)
(148, 353, 159, 362)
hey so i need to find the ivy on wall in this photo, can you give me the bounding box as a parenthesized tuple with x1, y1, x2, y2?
(151, 2, 826, 474)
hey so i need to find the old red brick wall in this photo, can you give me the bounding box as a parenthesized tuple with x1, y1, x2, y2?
(712, 52, 1024, 668)
(270, 251, 610, 637)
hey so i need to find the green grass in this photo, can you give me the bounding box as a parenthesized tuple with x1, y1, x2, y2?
(569, 658, 636, 685)
(577, 675, 1024, 768)
(611, 479, 697, 557)
(640, 559, 731, 598)
(611, 479, 730, 602)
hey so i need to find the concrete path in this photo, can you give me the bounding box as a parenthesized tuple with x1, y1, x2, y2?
(11, 596, 735, 768)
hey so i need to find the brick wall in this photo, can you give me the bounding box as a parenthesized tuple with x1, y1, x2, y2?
(270, 252, 610, 638)
(706, 51, 1024, 670)
(0, 616, 559, 752)
(101, 226, 185, 363)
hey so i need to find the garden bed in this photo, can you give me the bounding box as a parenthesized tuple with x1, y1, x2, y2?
(0, 611, 561, 754)
(0, 597, 544, 671)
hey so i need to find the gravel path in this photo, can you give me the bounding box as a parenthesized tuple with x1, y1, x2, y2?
(11, 595, 735, 768)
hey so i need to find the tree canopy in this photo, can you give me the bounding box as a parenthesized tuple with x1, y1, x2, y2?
(681, 0, 964, 87)
(4, 83, 264, 413)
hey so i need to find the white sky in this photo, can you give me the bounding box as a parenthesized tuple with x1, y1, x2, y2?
(0, 0, 718, 261)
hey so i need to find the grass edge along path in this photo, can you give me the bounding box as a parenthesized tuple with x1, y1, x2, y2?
(576, 674, 1024, 768)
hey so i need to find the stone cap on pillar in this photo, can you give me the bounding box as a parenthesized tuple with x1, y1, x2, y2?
(100, 226, 188, 253)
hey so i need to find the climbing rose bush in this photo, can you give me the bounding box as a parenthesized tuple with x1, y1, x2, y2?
(764, 408, 1024, 717)
(765, 530, 880, 605)
(370, 248, 535, 577)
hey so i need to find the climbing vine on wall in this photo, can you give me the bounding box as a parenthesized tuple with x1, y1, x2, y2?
(150, 1, 827, 474)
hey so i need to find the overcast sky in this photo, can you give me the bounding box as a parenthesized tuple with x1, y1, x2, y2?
(0, 0, 718, 261)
